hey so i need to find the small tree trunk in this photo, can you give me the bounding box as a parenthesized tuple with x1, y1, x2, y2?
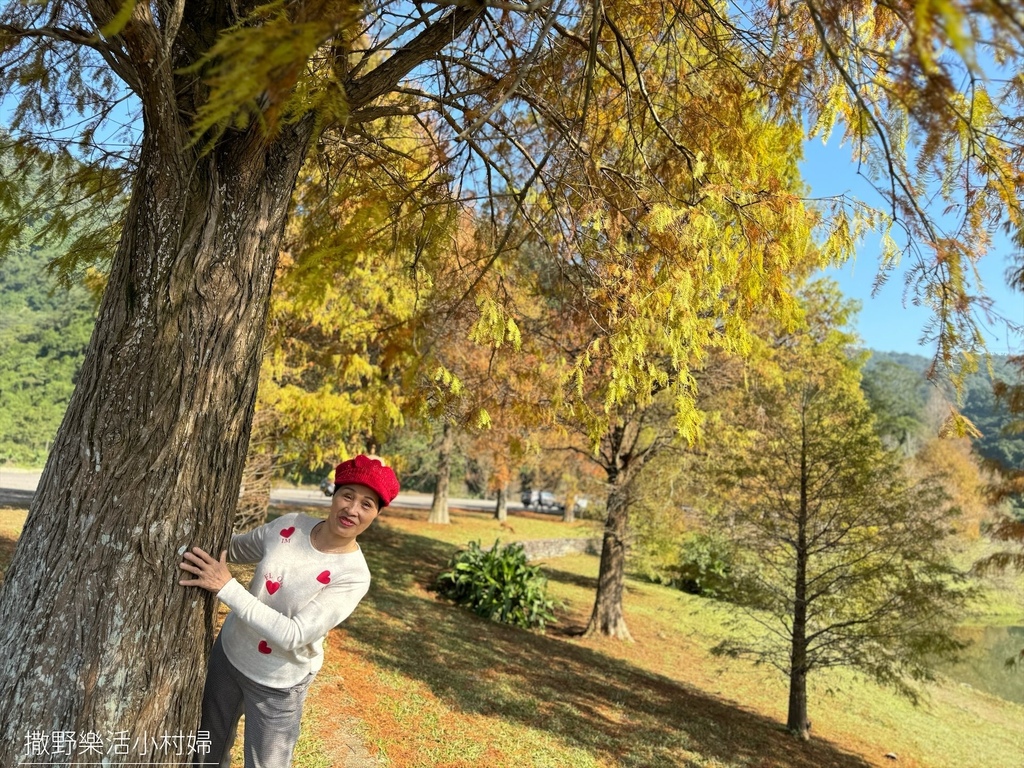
(584, 484, 632, 640)
(787, 419, 811, 740)
(562, 495, 576, 524)
(786, 663, 810, 740)
(234, 450, 274, 533)
(233, 408, 278, 532)
(494, 485, 508, 521)
(428, 421, 453, 524)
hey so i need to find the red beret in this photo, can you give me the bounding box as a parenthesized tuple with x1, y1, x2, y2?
(334, 455, 400, 507)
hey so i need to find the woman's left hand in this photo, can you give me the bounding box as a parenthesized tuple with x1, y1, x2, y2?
(178, 547, 231, 593)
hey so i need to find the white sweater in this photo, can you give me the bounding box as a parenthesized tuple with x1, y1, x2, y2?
(216, 512, 371, 688)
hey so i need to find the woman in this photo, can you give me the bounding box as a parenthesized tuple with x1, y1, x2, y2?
(179, 454, 399, 768)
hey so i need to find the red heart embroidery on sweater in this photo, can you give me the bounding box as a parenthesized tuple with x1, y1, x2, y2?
(316, 571, 331, 584)
(258, 641, 272, 654)
(280, 527, 295, 538)
(266, 579, 281, 595)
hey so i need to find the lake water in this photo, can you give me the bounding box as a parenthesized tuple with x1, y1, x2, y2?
(937, 625, 1024, 704)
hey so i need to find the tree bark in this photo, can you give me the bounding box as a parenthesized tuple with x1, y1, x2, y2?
(0, 0, 487, 757)
(428, 421, 453, 524)
(0, 118, 313, 765)
(234, 449, 275, 533)
(787, 546, 811, 740)
(584, 483, 633, 640)
(786, 663, 810, 741)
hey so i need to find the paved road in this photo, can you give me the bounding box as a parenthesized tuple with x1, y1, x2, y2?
(0, 469, 40, 508)
(0, 469, 526, 513)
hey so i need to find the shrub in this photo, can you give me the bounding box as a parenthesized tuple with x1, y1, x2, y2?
(628, 501, 690, 585)
(672, 532, 765, 606)
(674, 532, 736, 598)
(434, 540, 556, 629)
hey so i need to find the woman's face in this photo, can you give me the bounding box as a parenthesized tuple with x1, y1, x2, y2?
(328, 483, 381, 540)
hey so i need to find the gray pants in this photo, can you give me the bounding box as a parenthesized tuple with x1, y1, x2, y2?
(196, 635, 315, 768)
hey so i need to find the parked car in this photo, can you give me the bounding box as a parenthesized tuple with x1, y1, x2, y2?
(520, 489, 565, 513)
(320, 476, 335, 496)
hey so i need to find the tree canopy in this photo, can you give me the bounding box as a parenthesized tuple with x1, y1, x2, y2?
(4, 0, 1024, 377)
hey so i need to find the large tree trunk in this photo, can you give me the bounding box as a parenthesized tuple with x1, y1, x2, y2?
(584, 482, 633, 640)
(0, 118, 313, 765)
(428, 421, 454, 524)
(0, 0, 485, 757)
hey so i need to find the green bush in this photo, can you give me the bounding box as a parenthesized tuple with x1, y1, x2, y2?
(671, 532, 765, 606)
(674, 532, 736, 598)
(434, 540, 556, 629)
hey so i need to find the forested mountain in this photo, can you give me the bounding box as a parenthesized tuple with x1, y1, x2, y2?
(864, 350, 1024, 515)
(0, 240, 95, 465)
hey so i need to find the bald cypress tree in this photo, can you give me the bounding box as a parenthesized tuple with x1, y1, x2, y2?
(1, 0, 1023, 761)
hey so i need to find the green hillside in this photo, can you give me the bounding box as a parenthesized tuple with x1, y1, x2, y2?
(0, 240, 95, 465)
(864, 350, 1024, 516)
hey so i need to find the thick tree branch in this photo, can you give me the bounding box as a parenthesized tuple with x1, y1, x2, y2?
(345, 4, 484, 110)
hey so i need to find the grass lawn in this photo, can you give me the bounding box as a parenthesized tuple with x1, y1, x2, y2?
(1, 504, 1021, 767)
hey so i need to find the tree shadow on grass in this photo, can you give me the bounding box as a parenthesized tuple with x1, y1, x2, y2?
(0, 488, 34, 509)
(351, 524, 874, 768)
(540, 565, 600, 592)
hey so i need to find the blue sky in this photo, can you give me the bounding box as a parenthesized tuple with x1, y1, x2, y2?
(800, 138, 1024, 358)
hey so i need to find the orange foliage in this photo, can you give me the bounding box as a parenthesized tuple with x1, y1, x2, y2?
(910, 437, 993, 539)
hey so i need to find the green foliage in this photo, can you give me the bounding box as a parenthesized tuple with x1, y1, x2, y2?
(0, 238, 96, 466)
(708, 284, 974, 703)
(185, 0, 354, 146)
(631, 512, 764, 605)
(861, 358, 931, 452)
(865, 351, 1024, 517)
(963, 358, 1024, 468)
(251, 122, 462, 477)
(672, 533, 760, 604)
(378, 421, 477, 496)
(628, 502, 688, 587)
(434, 540, 556, 630)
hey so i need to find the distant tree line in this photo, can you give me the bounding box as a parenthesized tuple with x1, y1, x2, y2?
(0, 239, 96, 466)
(862, 351, 1024, 519)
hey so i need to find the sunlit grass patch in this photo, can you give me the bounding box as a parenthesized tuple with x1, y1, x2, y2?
(322, 637, 606, 768)
(342, 520, 1023, 767)
(0, 507, 28, 583)
(953, 537, 1024, 624)
(378, 504, 602, 546)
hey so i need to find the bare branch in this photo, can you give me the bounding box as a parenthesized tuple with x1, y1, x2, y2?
(345, 5, 484, 110)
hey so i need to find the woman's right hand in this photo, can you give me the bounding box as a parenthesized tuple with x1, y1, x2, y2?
(178, 547, 231, 593)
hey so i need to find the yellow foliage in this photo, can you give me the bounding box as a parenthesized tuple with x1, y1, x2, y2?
(185, 0, 360, 146)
